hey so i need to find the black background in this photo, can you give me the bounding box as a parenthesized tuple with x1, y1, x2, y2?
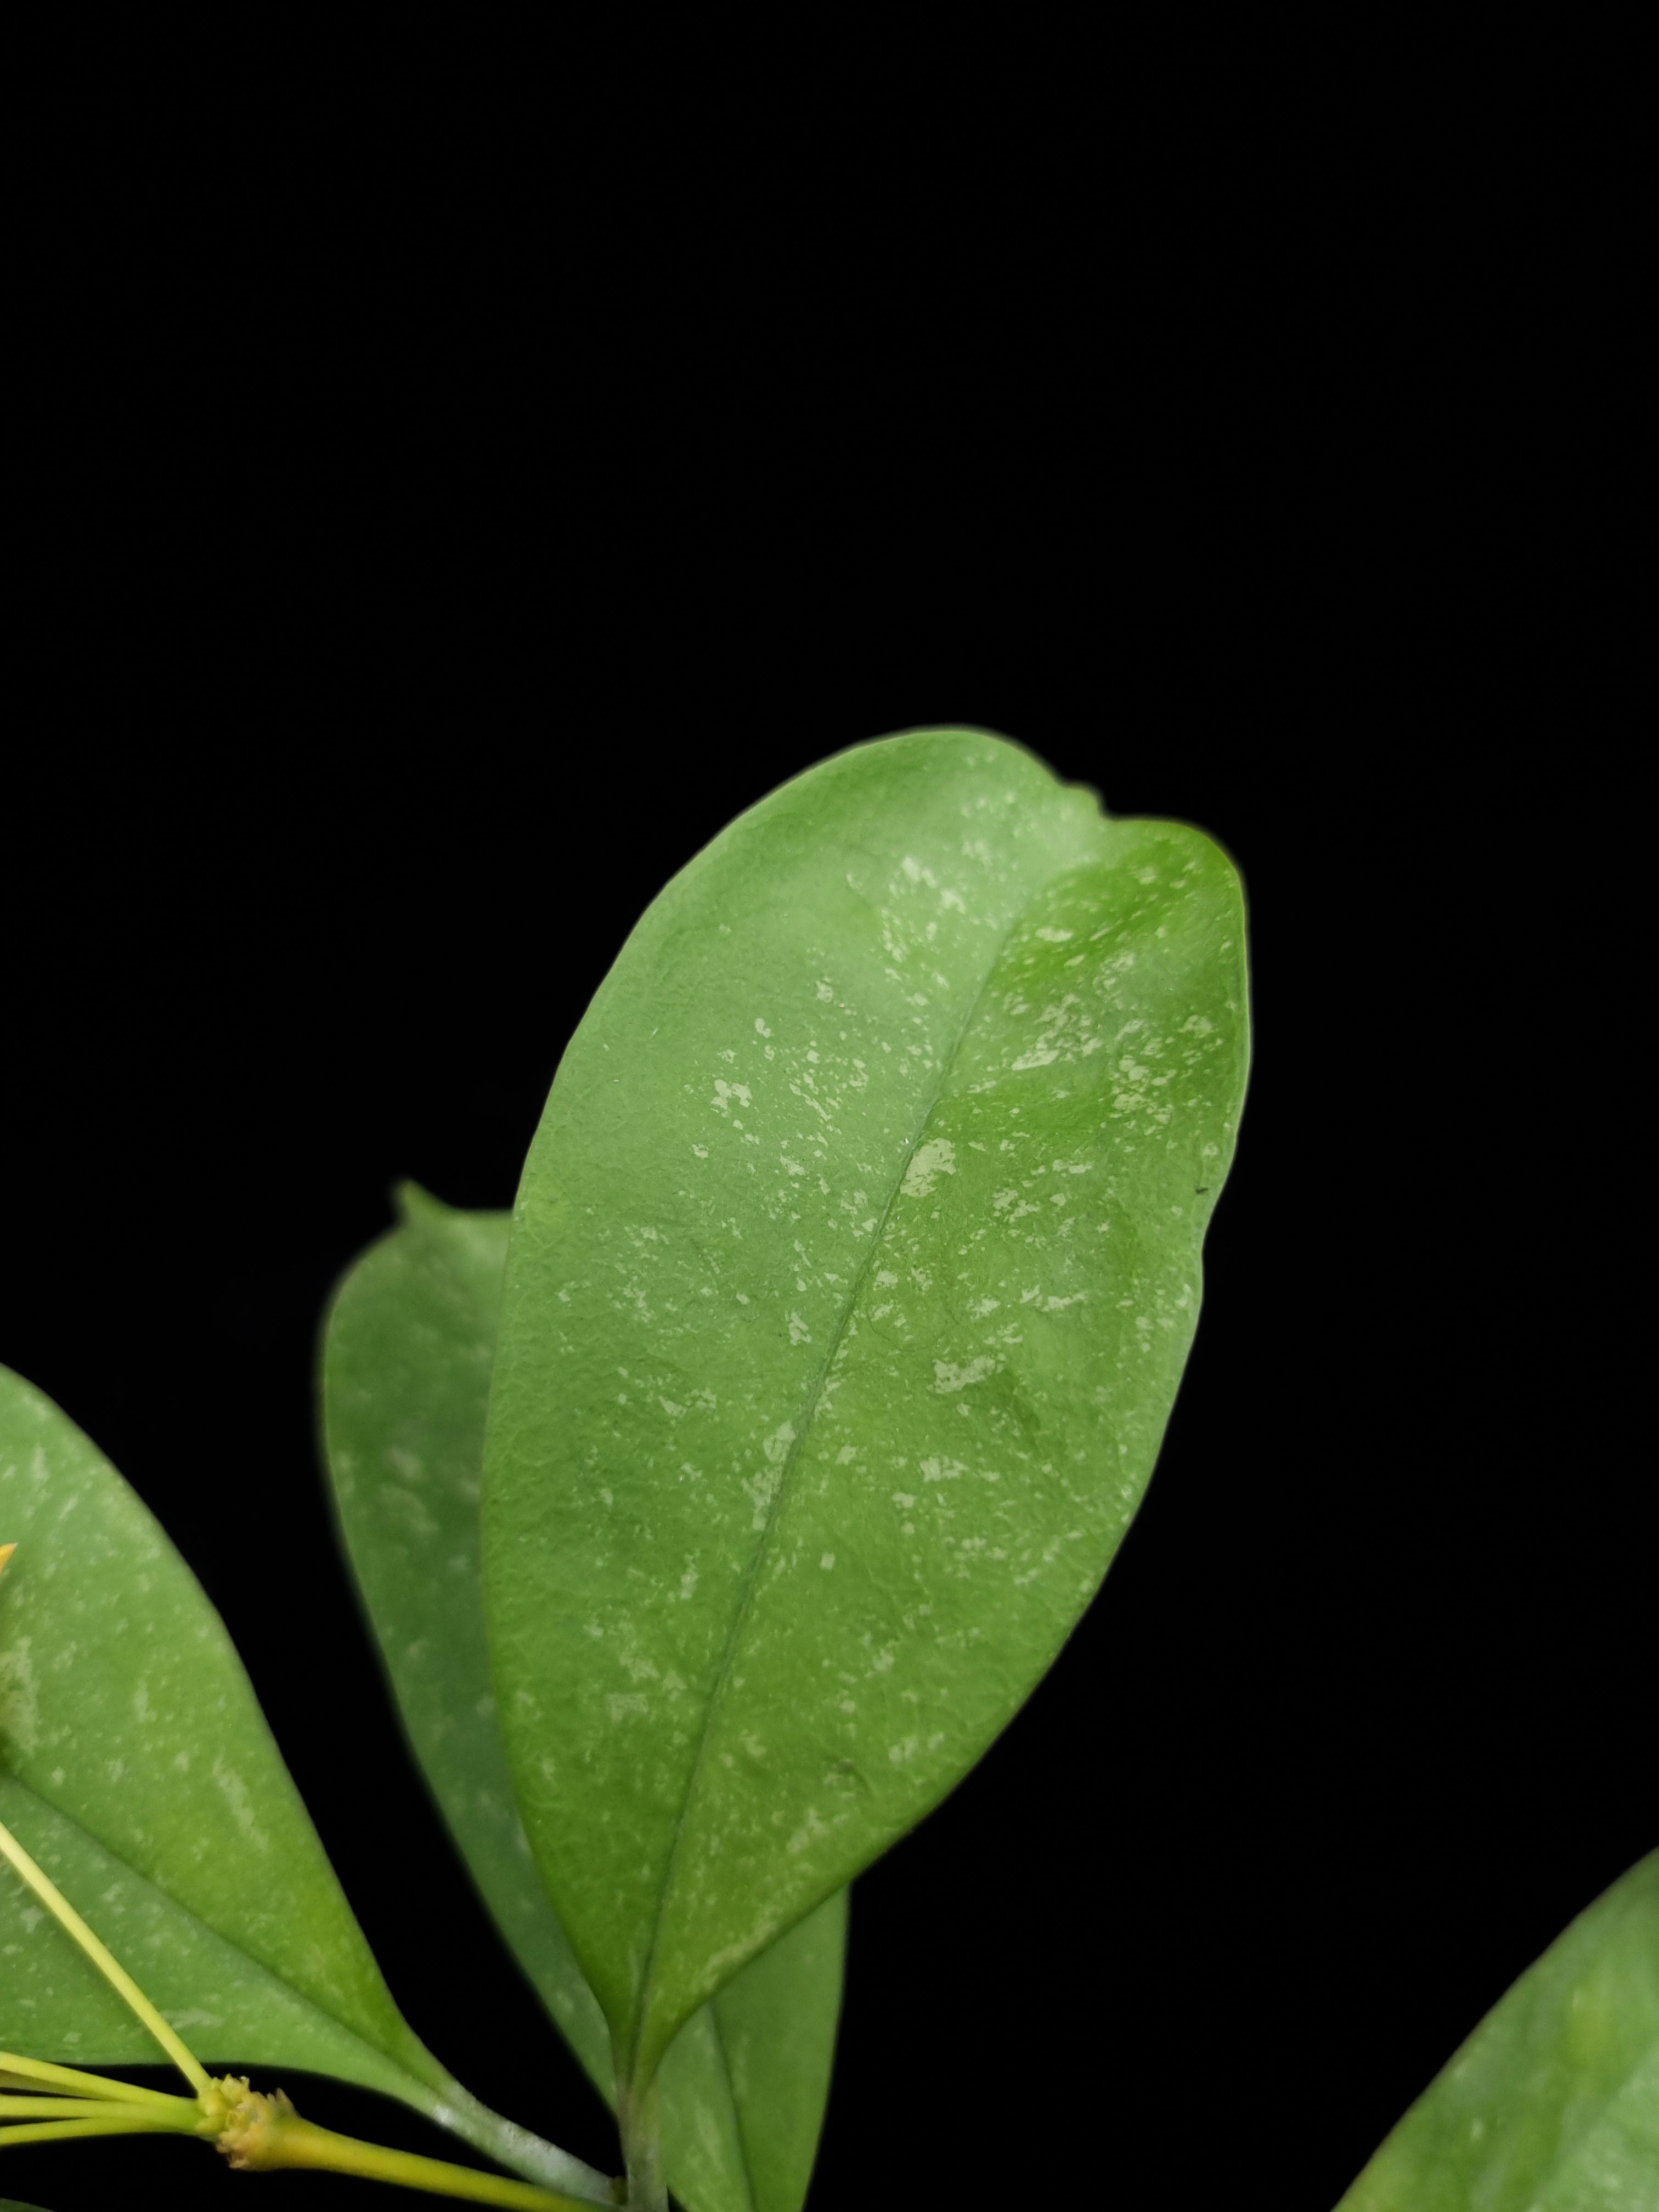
(3, 21, 1637, 2212)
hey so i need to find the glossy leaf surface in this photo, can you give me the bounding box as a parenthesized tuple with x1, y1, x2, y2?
(1340, 1850, 1659, 2211)
(0, 1367, 599, 2198)
(482, 729, 1250, 2092)
(321, 1186, 845, 2212)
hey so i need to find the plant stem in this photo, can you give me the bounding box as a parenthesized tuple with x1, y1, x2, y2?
(426, 2067, 616, 2200)
(1, 2095, 198, 2121)
(0, 1814, 210, 2095)
(0, 2051, 194, 2108)
(617, 2076, 667, 2212)
(221, 2091, 612, 2208)
(0, 2113, 189, 2148)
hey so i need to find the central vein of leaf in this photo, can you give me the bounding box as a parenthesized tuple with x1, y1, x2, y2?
(629, 894, 1031, 2083)
(703, 1997, 757, 2212)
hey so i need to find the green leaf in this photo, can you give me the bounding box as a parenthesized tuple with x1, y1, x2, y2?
(1338, 1850, 1659, 2211)
(482, 727, 1250, 2098)
(0, 1365, 607, 2203)
(320, 1186, 847, 2212)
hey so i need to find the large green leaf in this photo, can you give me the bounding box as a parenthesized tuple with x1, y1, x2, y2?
(482, 727, 1250, 2100)
(0, 1365, 607, 2202)
(320, 1184, 846, 2212)
(1339, 1850, 1659, 2211)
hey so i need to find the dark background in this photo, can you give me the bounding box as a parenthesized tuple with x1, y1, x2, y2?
(4, 22, 1635, 2212)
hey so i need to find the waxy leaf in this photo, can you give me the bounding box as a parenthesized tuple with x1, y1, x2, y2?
(321, 1184, 846, 2212)
(482, 729, 1250, 2097)
(1339, 1850, 1659, 2211)
(0, 1366, 606, 2201)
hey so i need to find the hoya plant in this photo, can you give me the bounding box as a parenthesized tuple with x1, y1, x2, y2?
(0, 729, 1650, 2211)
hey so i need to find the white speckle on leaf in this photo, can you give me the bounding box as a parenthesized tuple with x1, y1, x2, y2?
(212, 1763, 270, 1852)
(902, 1139, 956, 1198)
(933, 1357, 997, 1393)
(0, 1638, 41, 1754)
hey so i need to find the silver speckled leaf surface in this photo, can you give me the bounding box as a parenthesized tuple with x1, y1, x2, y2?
(482, 728, 1250, 2094)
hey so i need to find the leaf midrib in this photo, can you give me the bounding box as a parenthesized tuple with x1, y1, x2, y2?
(629, 884, 1040, 2081)
(704, 1995, 758, 2212)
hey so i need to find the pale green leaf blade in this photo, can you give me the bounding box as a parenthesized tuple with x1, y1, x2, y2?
(482, 727, 1250, 2092)
(320, 1185, 846, 2212)
(655, 1895, 844, 2212)
(320, 1192, 611, 2088)
(704, 1887, 848, 2212)
(1338, 1851, 1659, 2212)
(0, 1366, 602, 2198)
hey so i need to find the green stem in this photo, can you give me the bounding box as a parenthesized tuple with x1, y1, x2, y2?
(0, 2052, 192, 2108)
(426, 2068, 616, 2201)
(1, 2095, 196, 2121)
(0, 1815, 210, 2095)
(224, 2095, 613, 2209)
(617, 2075, 667, 2212)
(0, 2113, 189, 2148)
